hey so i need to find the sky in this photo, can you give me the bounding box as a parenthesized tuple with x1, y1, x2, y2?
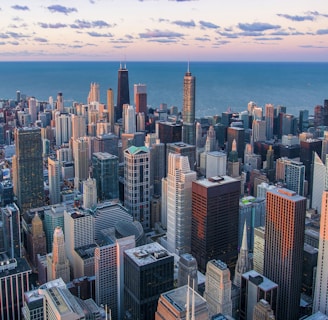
(0, 0, 328, 61)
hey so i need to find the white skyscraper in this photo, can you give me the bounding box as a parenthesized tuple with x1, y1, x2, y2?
(28, 97, 38, 124)
(55, 112, 72, 146)
(313, 191, 328, 314)
(73, 137, 90, 188)
(312, 152, 327, 214)
(124, 104, 136, 134)
(166, 153, 197, 255)
(83, 177, 97, 209)
(206, 151, 227, 178)
(71, 114, 86, 140)
(48, 157, 61, 205)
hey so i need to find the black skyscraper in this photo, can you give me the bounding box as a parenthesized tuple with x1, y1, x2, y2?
(116, 63, 130, 121)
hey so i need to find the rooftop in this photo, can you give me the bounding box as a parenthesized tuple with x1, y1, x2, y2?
(242, 270, 278, 291)
(195, 175, 238, 188)
(125, 242, 172, 266)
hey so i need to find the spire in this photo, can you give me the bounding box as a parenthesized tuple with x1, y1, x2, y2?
(241, 221, 248, 251)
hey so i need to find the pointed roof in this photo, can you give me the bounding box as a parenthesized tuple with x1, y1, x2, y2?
(241, 221, 248, 251)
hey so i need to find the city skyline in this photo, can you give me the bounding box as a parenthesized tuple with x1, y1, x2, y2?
(0, 0, 327, 62)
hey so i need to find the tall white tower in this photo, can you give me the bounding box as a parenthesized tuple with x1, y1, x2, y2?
(83, 177, 97, 209)
(313, 190, 328, 314)
(124, 104, 136, 134)
(166, 153, 197, 255)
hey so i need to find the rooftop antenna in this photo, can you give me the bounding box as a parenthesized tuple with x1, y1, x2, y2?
(191, 279, 195, 320)
(186, 275, 190, 320)
(124, 54, 127, 69)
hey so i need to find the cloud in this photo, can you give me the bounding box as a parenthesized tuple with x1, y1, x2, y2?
(214, 40, 230, 45)
(70, 19, 113, 29)
(34, 37, 48, 43)
(87, 31, 113, 37)
(11, 5, 29, 11)
(307, 11, 328, 18)
(270, 31, 289, 36)
(9, 41, 19, 46)
(38, 22, 67, 29)
(317, 29, 328, 35)
(238, 22, 280, 32)
(6, 31, 29, 39)
(239, 31, 263, 37)
(277, 13, 314, 22)
(195, 37, 210, 41)
(158, 18, 170, 23)
(0, 33, 9, 39)
(199, 20, 219, 29)
(47, 5, 77, 15)
(256, 37, 283, 41)
(172, 20, 195, 28)
(217, 31, 238, 39)
(139, 30, 184, 38)
(147, 39, 178, 43)
(300, 44, 328, 49)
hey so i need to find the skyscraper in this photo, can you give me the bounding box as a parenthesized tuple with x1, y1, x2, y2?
(12, 127, 44, 213)
(311, 152, 327, 213)
(265, 104, 274, 140)
(73, 137, 90, 188)
(92, 152, 119, 201)
(87, 82, 100, 104)
(124, 242, 174, 320)
(107, 88, 115, 133)
(47, 226, 70, 283)
(55, 112, 72, 146)
(313, 191, 328, 314)
(191, 176, 240, 272)
(48, 157, 61, 205)
(182, 65, 196, 145)
(134, 83, 147, 114)
(124, 104, 136, 134)
(227, 126, 245, 160)
(71, 114, 86, 140)
(116, 63, 130, 121)
(264, 188, 306, 320)
(83, 177, 97, 209)
(56, 91, 64, 112)
(204, 260, 232, 317)
(124, 146, 150, 229)
(166, 153, 197, 255)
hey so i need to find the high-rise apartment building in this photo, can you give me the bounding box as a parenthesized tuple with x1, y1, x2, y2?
(182, 66, 196, 145)
(55, 112, 72, 146)
(124, 146, 150, 229)
(92, 152, 119, 201)
(124, 242, 174, 320)
(73, 137, 89, 188)
(28, 97, 37, 124)
(166, 153, 197, 255)
(116, 63, 130, 121)
(313, 191, 328, 314)
(107, 88, 115, 133)
(48, 157, 61, 205)
(46, 226, 70, 283)
(71, 114, 86, 140)
(265, 104, 274, 140)
(191, 176, 240, 272)
(56, 92, 64, 112)
(264, 188, 306, 320)
(204, 260, 232, 317)
(253, 226, 265, 274)
(12, 127, 44, 213)
(166, 142, 196, 174)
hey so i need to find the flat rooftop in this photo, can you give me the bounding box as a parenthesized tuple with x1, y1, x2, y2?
(194, 175, 238, 188)
(242, 270, 278, 291)
(124, 242, 172, 266)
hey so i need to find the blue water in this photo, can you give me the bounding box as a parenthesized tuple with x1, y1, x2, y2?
(0, 61, 327, 117)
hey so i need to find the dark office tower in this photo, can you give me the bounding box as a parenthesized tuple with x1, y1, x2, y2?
(157, 121, 182, 144)
(92, 152, 119, 201)
(1, 203, 21, 259)
(93, 133, 119, 156)
(324, 99, 328, 126)
(182, 66, 196, 145)
(221, 111, 233, 127)
(264, 188, 306, 320)
(150, 140, 165, 196)
(12, 127, 44, 213)
(281, 114, 297, 136)
(214, 123, 227, 148)
(107, 88, 115, 133)
(300, 138, 322, 186)
(124, 242, 174, 320)
(227, 127, 245, 160)
(191, 176, 240, 273)
(299, 109, 309, 133)
(314, 105, 324, 127)
(56, 91, 64, 112)
(116, 63, 130, 121)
